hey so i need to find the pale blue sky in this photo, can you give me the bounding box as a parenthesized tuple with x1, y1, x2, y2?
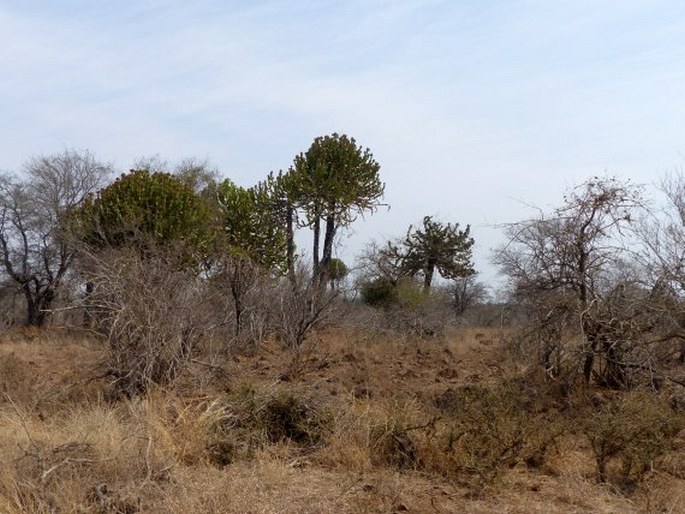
(2, 1, 685, 285)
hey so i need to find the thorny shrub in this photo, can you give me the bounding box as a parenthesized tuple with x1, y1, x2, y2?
(433, 385, 559, 486)
(580, 390, 684, 485)
(81, 245, 221, 397)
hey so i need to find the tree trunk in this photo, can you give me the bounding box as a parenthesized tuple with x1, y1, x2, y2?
(25, 295, 40, 326)
(320, 212, 336, 287)
(312, 216, 321, 277)
(23, 284, 54, 327)
(231, 261, 244, 336)
(286, 204, 295, 282)
(582, 322, 599, 384)
(423, 263, 435, 291)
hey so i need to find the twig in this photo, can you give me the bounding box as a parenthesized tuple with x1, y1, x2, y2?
(190, 358, 230, 373)
(41, 457, 98, 481)
(144, 435, 153, 482)
(4, 393, 38, 449)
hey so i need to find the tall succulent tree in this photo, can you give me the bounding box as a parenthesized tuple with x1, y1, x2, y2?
(291, 133, 384, 284)
(392, 216, 475, 290)
(266, 170, 300, 281)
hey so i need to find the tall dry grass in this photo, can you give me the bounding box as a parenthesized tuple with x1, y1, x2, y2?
(0, 326, 682, 512)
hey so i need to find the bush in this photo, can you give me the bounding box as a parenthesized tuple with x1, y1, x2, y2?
(261, 393, 331, 446)
(369, 414, 421, 470)
(581, 390, 684, 484)
(434, 385, 555, 485)
(201, 387, 332, 467)
(82, 245, 220, 397)
(360, 277, 398, 307)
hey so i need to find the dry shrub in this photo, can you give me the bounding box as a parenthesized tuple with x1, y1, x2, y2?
(317, 376, 559, 486)
(82, 245, 220, 397)
(369, 419, 432, 471)
(199, 386, 332, 468)
(581, 390, 684, 485)
(355, 277, 458, 340)
(318, 398, 435, 474)
(313, 398, 378, 472)
(379, 286, 456, 340)
(205, 254, 276, 353)
(271, 268, 339, 351)
(432, 385, 557, 486)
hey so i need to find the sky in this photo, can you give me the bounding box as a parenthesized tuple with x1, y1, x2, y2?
(2, 0, 685, 289)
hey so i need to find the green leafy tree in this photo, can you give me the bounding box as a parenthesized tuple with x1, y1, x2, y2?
(327, 257, 349, 290)
(216, 178, 287, 270)
(79, 169, 213, 263)
(215, 178, 288, 335)
(292, 133, 384, 284)
(392, 216, 475, 291)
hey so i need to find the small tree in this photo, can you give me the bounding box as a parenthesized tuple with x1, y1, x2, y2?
(494, 177, 644, 385)
(391, 216, 475, 291)
(173, 157, 220, 194)
(292, 133, 384, 285)
(327, 258, 349, 290)
(0, 149, 111, 326)
(638, 171, 685, 364)
(451, 275, 488, 316)
(215, 178, 287, 335)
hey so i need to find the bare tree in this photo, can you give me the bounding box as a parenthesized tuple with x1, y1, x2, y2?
(451, 275, 489, 316)
(638, 172, 685, 364)
(0, 149, 111, 326)
(494, 177, 644, 385)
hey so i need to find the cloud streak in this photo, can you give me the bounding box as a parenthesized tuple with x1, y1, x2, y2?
(2, 1, 685, 283)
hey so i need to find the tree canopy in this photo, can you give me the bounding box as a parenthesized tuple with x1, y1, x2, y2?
(78, 169, 214, 262)
(291, 133, 384, 283)
(391, 216, 475, 290)
(215, 178, 287, 272)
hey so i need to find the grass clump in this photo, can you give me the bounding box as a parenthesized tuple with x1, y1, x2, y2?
(367, 402, 429, 471)
(201, 386, 332, 467)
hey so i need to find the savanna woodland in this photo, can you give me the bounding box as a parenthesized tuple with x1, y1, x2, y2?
(0, 140, 683, 513)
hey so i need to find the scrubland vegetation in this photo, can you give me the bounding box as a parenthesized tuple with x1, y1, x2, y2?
(0, 140, 684, 512)
(0, 323, 683, 513)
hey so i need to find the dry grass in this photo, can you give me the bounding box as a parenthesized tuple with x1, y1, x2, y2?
(0, 326, 682, 512)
